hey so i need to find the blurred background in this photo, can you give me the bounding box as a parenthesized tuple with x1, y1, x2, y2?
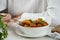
(0, 0, 8, 13)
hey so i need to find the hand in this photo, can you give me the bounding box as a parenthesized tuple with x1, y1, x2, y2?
(0, 13, 22, 26)
(0, 13, 12, 26)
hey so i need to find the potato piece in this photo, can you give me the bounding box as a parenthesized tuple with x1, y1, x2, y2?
(43, 22, 48, 26)
(31, 24, 37, 27)
(24, 20, 31, 25)
(19, 22, 24, 26)
(37, 24, 42, 27)
(24, 25, 29, 27)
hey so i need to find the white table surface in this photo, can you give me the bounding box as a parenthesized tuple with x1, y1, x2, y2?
(4, 28, 59, 40)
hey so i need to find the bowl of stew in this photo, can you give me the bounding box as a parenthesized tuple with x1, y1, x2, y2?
(19, 18, 48, 28)
(15, 13, 51, 36)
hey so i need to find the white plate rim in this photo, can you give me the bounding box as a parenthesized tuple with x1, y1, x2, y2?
(15, 29, 50, 37)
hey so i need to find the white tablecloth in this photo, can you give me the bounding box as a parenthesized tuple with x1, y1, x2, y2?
(5, 28, 58, 40)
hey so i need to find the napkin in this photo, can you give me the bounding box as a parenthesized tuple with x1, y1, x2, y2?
(48, 31, 60, 39)
(48, 27, 60, 39)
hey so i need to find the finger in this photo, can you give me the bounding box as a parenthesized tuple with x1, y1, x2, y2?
(0, 13, 6, 17)
(2, 17, 11, 23)
(2, 19, 12, 26)
(12, 16, 21, 22)
(2, 14, 11, 20)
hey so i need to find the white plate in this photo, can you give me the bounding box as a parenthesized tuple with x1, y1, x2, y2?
(15, 27, 51, 37)
(15, 29, 46, 37)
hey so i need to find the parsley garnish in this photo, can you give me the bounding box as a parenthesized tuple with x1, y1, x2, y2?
(0, 16, 8, 40)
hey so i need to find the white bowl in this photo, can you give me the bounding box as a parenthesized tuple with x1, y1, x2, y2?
(15, 13, 51, 36)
